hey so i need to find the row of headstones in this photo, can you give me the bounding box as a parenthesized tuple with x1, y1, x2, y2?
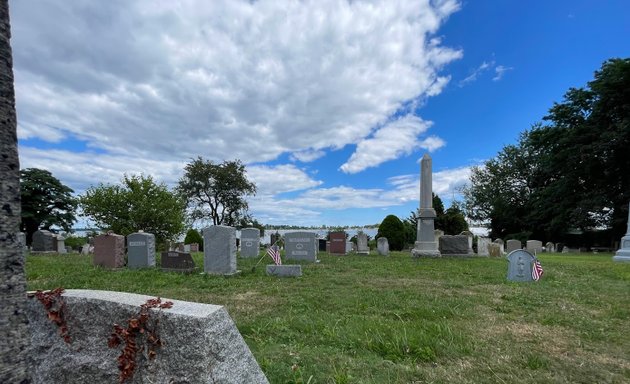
(91, 227, 328, 274)
(436, 231, 559, 257)
(326, 231, 390, 256)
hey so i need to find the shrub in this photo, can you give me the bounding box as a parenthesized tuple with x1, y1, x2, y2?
(376, 215, 406, 251)
(184, 228, 203, 251)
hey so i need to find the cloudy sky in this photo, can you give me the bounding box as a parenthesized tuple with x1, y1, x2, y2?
(11, 0, 630, 227)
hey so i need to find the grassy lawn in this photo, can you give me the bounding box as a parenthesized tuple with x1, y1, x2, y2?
(27, 251, 630, 383)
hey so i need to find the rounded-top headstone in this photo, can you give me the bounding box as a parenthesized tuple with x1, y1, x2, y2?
(506, 249, 536, 282)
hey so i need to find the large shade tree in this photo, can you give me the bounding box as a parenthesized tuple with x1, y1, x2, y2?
(20, 168, 77, 245)
(0, 0, 31, 380)
(177, 157, 257, 226)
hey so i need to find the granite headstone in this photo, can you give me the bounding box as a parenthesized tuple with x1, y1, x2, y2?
(203, 226, 237, 275)
(240, 228, 260, 258)
(284, 231, 317, 262)
(127, 231, 156, 269)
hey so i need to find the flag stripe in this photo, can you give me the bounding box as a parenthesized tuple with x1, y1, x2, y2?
(532, 259, 544, 281)
(267, 245, 282, 265)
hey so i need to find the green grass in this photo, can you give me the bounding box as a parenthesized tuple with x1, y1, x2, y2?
(26, 251, 630, 383)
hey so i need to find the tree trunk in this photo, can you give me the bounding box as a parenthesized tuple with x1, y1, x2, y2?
(0, 0, 31, 382)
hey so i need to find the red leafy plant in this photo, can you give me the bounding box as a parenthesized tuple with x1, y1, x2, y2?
(31, 287, 71, 343)
(108, 297, 174, 383)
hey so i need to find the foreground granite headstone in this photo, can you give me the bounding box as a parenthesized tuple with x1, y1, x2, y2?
(439, 235, 473, 256)
(127, 232, 156, 269)
(203, 226, 237, 274)
(266, 264, 302, 277)
(93, 233, 125, 268)
(377, 237, 389, 256)
(26, 289, 269, 383)
(161, 251, 195, 273)
(507, 250, 536, 282)
(240, 227, 260, 258)
(284, 231, 317, 262)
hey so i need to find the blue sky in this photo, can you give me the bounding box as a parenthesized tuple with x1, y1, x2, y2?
(11, 0, 630, 228)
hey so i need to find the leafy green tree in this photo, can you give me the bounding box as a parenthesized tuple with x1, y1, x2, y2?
(177, 157, 256, 226)
(80, 174, 185, 245)
(184, 228, 203, 251)
(20, 168, 77, 245)
(439, 202, 469, 235)
(376, 215, 406, 251)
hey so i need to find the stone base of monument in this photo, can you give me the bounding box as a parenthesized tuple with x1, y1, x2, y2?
(266, 264, 302, 277)
(26, 290, 269, 384)
(411, 241, 441, 258)
(613, 248, 630, 262)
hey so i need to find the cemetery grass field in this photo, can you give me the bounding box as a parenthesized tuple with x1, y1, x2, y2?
(27, 251, 630, 384)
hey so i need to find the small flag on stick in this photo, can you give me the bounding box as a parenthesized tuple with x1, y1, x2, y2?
(267, 245, 282, 265)
(532, 258, 544, 281)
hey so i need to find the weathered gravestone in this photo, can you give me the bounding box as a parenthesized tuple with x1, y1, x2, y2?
(32, 230, 55, 252)
(183, 244, 191, 252)
(494, 238, 505, 254)
(127, 231, 156, 269)
(189, 243, 199, 252)
(93, 233, 125, 268)
(488, 243, 502, 258)
(161, 251, 195, 273)
(377, 237, 389, 256)
(506, 239, 521, 253)
(439, 235, 473, 256)
(507, 249, 537, 282)
(346, 241, 354, 253)
(460, 230, 474, 250)
(284, 231, 317, 262)
(81, 244, 90, 255)
(356, 232, 370, 255)
(240, 227, 260, 258)
(526, 240, 543, 255)
(545, 242, 555, 253)
(329, 231, 346, 254)
(203, 226, 237, 275)
(25, 289, 269, 383)
(477, 237, 491, 256)
(434, 229, 444, 244)
(613, 202, 630, 262)
(266, 264, 302, 277)
(54, 235, 67, 254)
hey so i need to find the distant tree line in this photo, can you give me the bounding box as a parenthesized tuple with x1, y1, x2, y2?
(463, 58, 630, 246)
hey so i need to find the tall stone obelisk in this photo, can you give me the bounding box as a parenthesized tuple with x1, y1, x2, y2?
(412, 154, 441, 258)
(613, 202, 630, 262)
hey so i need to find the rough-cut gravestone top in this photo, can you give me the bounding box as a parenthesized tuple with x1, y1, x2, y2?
(526, 240, 543, 255)
(26, 290, 268, 383)
(93, 233, 125, 268)
(32, 229, 55, 252)
(127, 232, 156, 269)
(203, 226, 237, 275)
(284, 231, 317, 262)
(507, 250, 536, 282)
(506, 239, 521, 253)
(356, 232, 370, 255)
(439, 235, 473, 256)
(161, 251, 195, 272)
(240, 228, 260, 258)
(329, 231, 346, 254)
(377, 237, 389, 256)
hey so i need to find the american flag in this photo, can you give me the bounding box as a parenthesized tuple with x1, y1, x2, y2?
(532, 258, 544, 281)
(267, 245, 282, 265)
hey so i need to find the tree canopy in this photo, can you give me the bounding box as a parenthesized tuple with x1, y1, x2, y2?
(177, 157, 257, 226)
(377, 214, 406, 251)
(464, 58, 630, 243)
(80, 174, 186, 245)
(20, 168, 77, 244)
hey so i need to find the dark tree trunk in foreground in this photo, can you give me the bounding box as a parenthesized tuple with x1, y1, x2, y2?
(0, 0, 31, 382)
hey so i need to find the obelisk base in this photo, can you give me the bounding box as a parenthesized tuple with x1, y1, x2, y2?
(412, 241, 441, 258)
(613, 235, 630, 262)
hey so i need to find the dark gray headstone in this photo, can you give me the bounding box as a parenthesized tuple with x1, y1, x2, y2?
(240, 228, 260, 258)
(266, 264, 302, 277)
(203, 226, 237, 274)
(377, 237, 389, 256)
(507, 249, 536, 282)
(439, 235, 473, 256)
(127, 232, 156, 269)
(161, 251, 196, 272)
(93, 233, 125, 268)
(32, 230, 55, 252)
(284, 232, 317, 262)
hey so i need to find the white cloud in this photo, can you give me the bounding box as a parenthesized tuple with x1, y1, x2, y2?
(493, 65, 514, 81)
(339, 115, 442, 174)
(12, 0, 462, 166)
(459, 60, 494, 87)
(383, 166, 471, 202)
